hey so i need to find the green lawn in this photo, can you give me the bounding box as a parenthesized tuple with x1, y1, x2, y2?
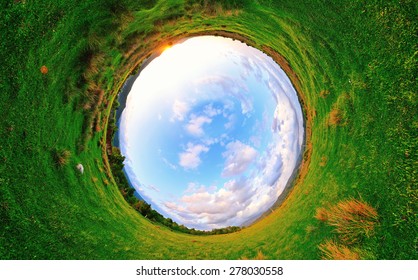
(0, 0, 416, 259)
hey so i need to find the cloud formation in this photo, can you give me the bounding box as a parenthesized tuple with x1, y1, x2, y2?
(171, 99, 189, 122)
(162, 176, 277, 229)
(185, 114, 212, 137)
(195, 75, 253, 115)
(203, 103, 222, 118)
(178, 143, 209, 170)
(222, 141, 258, 177)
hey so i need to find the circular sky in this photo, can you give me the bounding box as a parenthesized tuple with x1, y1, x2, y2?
(119, 36, 304, 230)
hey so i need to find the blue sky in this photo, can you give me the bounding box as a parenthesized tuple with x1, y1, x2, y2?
(119, 36, 304, 230)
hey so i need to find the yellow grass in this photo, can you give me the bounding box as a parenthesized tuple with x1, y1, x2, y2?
(328, 108, 343, 126)
(315, 199, 378, 244)
(315, 207, 329, 222)
(54, 149, 71, 167)
(319, 240, 360, 260)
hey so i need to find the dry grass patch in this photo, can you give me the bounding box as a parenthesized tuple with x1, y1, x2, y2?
(315, 198, 378, 244)
(315, 207, 329, 222)
(239, 250, 267, 260)
(329, 199, 378, 244)
(319, 240, 360, 260)
(328, 93, 352, 126)
(253, 250, 267, 260)
(328, 108, 343, 126)
(53, 149, 71, 167)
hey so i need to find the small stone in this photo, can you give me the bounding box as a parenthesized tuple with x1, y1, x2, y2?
(76, 163, 84, 174)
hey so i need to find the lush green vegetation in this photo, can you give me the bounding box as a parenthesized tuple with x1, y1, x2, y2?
(1, 0, 416, 259)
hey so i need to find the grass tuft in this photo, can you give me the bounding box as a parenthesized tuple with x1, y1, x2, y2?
(53, 149, 71, 167)
(318, 240, 360, 260)
(315, 207, 329, 222)
(316, 199, 379, 244)
(253, 250, 267, 260)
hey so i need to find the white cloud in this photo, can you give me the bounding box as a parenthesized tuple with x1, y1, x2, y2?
(161, 178, 271, 229)
(170, 99, 189, 122)
(202, 137, 218, 146)
(195, 75, 253, 115)
(224, 114, 236, 130)
(221, 141, 258, 177)
(259, 145, 284, 186)
(178, 143, 209, 170)
(203, 103, 222, 117)
(185, 114, 212, 137)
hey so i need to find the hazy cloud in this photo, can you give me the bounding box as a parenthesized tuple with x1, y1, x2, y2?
(196, 75, 253, 115)
(171, 99, 189, 122)
(162, 157, 177, 170)
(147, 184, 160, 193)
(222, 141, 258, 177)
(185, 182, 216, 194)
(178, 143, 209, 170)
(185, 114, 212, 137)
(203, 103, 222, 117)
(224, 114, 236, 130)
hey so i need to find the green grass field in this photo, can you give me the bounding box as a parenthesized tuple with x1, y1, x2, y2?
(0, 0, 416, 259)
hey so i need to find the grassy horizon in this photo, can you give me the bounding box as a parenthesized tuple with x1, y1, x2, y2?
(0, 0, 416, 259)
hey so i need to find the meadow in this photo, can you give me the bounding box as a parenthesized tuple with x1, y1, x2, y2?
(0, 0, 416, 259)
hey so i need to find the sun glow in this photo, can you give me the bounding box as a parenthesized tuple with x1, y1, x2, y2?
(156, 37, 226, 78)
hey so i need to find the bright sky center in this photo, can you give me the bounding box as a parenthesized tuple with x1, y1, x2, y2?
(119, 36, 304, 230)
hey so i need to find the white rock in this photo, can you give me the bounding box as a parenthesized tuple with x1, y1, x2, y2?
(76, 163, 84, 174)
